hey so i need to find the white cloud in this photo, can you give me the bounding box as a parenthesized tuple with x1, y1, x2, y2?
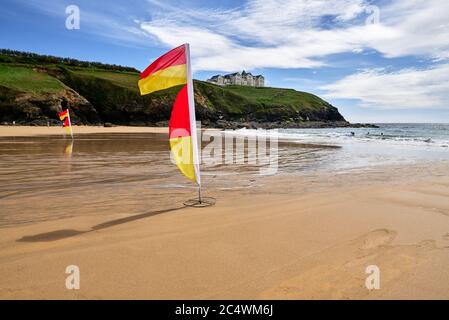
(141, 0, 369, 71)
(365, 0, 449, 60)
(321, 64, 449, 109)
(141, 0, 449, 72)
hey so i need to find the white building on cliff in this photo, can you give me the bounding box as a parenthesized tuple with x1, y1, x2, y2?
(207, 71, 265, 87)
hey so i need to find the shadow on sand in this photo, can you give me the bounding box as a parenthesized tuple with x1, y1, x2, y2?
(18, 207, 185, 243)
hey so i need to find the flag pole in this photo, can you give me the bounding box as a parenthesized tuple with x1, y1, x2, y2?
(185, 43, 202, 203)
(67, 109, 74, 140)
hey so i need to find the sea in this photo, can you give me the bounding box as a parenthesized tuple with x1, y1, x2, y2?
(228, 123, 449, 172)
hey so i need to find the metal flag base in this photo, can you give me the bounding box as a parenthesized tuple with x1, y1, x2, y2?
(183, 197, 216, 208)
(183, 186, 216, 208)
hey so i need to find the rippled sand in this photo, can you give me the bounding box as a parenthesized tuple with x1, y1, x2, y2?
(1, 126, 449, 299)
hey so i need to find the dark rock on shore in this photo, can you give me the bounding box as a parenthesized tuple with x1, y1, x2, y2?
(210, 120, 378, 130)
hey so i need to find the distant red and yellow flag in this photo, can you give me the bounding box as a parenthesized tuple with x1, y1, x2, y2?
(138, 44, 187, 95)
(58, 109, 73, 138)
(58, 109, 68, 121)
(139, 44, 200, 185)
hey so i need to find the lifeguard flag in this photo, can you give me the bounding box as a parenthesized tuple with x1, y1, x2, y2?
(58, 109, 73, 138)
(59, 109, 68, 120)
(138, 44, 201, 185)
(138, 44, 187, 96)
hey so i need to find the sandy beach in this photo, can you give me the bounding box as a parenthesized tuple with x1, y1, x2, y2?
(1, 126, 449, 299)
(0, 125, 169, 137)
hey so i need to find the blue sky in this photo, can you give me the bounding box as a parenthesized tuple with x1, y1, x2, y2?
(1, 0, 449, 123)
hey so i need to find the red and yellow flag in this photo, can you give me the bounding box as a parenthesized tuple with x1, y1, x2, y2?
(139, 44, 200, 185)
(59, 109, 68, 121)
(138, 45, 187, 96)
(58, 109, 73, 138)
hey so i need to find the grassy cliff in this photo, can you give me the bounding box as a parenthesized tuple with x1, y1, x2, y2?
(0, 50, 347, 127)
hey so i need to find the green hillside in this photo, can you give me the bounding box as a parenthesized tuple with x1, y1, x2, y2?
(0, 65, 65, 94)
(0, 49, 347, 127)
(70, 69, 140, 91)
(225, 85, 328, 109)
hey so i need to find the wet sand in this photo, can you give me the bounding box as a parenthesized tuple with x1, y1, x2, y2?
(1, 126, 449, 299)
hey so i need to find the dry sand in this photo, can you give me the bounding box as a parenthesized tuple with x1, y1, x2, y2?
(0, 125, 168, 137)
(1, 126, 449, 299)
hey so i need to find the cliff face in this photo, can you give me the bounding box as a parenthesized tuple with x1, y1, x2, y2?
(0, 52, 347, 128)
(0, 84, 98, 124)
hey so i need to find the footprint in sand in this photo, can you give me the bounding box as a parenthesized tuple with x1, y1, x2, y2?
(357, 229, 396, 251)
(260, 229, 434, 299)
